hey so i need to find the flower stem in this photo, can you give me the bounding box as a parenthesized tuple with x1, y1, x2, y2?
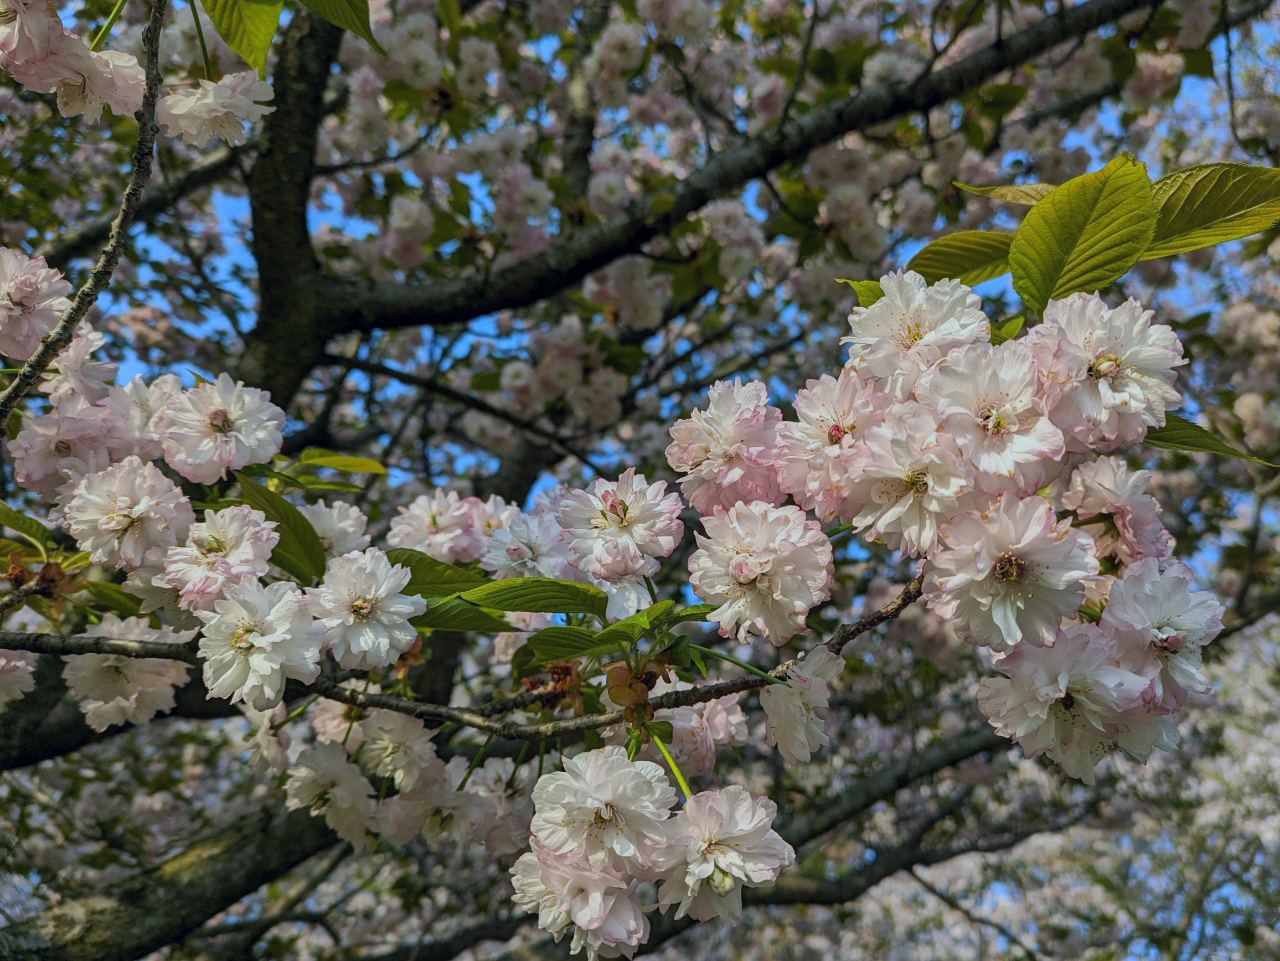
(689, 643, 785, 684)
(90, 0, 130, 52)
(190, 1, 215, 82)
(652, 733, 692, 800)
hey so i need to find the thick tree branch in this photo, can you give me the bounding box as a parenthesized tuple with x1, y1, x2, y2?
(316, 0, 1160, 339)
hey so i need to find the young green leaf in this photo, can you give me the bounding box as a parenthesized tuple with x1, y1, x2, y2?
(989, 315, 1025, 345)
(296, 0, 385, 53)
(1142, 162, 1280, 259)
(0, 503, 53, 547)
(199, 0, 282, 70)
(298, 451, 388, 475)
(1143, 414, 1276, 466)
(906, 231, 1014, 285)
(1008, 154, 1156, 313)
(233, 473, 327, 583)
(412, 597, 510, 633)
(835, 278, 883, 307)
(954, 181, 1055, 205)
(385, 548, 489, 596)
(458, 578, 609, 617)
(594, 600, 677, 649)
(527, 626, 627, 665)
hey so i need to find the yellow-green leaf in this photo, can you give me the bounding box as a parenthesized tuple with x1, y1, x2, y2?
(835, 278, 883, 307)
(1142, 162, 1280, 259)
(1008, 154, 1156, 313)
(296, 0, 385, 53)
(906, 231, 1013, 285)
(299, 451, 388, 475)
(199, 0, 282, 70)
(955, 181, 1055, 205)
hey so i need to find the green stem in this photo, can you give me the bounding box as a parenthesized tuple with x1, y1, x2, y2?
(689, 643, 785, 685)
(652, 733, 692, 800)
(189, 0, 215, 81)
(457, 732, 495, 791)
(90, 0, 131, 52)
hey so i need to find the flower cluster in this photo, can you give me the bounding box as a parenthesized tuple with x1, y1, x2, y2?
(511, 746, 793, 959)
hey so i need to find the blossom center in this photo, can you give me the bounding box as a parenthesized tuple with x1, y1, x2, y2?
(350, 597, 375, 620)
(99, 511, 135, 534)
(208, 408, 235, 433)
(979, 403, 1012, 435)
(903, 469, 928, 495)
(1088, 353, 1124, 380)
(231, 624, 259, 650)
(993, 550, 1026, 582)
(893, 321, 925, 350)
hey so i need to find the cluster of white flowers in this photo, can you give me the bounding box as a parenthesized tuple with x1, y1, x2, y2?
(510, 746, 793, 959)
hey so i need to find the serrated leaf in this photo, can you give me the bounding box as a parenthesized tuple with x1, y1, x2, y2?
(955, 181, 1055, 205)
(1143, 414, 1275, 466)
(233, 473, 327, 583)
(296, 0, 385, 53)
(594, 601, 675, 649)
(386, 547, 489, 596)
(1009, 154, 1156, 313)
(1142, 162, 1280, 259)
(0, 503, 52, 546)
(990, 315, 1025, 345)
(84, 581, 143, 619)
(459, 578, 608, 616)
(665, 603, 718, 627)
(528, 626, 627, 665)
(199, 0, 282, 70)
(299, 450, 388, 475)
(413, 597, 510, 633)
(906, 231, 1013, 285)
(835, 278, 883, 307)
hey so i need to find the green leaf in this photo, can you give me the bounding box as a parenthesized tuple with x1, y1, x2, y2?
(233, 473, 327, 583)
(665, 603, 718, 627)
(298, 452, 388, 475)
(1182, 48, 1214, 78)
(413, 597, 510, 633)
(835, 278, 883, 307)
(199, 0, 282, 70)
(385, 547, 489, 596)
(1009, 154, 1156, 313)
(594, 601, 676, 650)
(906, 231, 1013, 285)
(84, 581, 143, 619)
(1142, 163, 1280, 259)
(1143, 414, 1275, 466)
(296, 0, 384, 53)
(527, 626, 625, 665)
(458, 578, 609, 617)
(955, 181, 1055, 205)
(0, 503, 52, 546)
(990, 315, 1025, 345)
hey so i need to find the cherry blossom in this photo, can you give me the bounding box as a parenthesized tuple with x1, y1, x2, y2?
(759, 647, 844, 765)
(156, 373, 286, 484)
(161, 505, 278, 612)
(307, 548, 427, 670)
(63, 455, 194, 568)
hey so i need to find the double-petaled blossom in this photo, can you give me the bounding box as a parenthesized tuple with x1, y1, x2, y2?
(666, 379, 784, 513)
(916, 340, 1065, 494)
(977, 623, 1176, 784)
(299, 500, 371, 556)
(10, 397, 122, 501)
(387, 489, 486, 562)
(358, 709, 443, 791)
(842, 270, 989, 399)
(285, 742, 377, 847)
(157, 71, 274, 147)
(557, 469, 684, 580)
(0, 247, 70, 359)
(511, 840, 650, 960)
(774, 368, 889, 523)
(1026, 293, 1185, 452)
(156, 373, 285, 484)
(195, 580, 321, 710)
(1102, 558, 1223, 711)
(529, 745, 676, 871)
(924, 495, 1100, 650)
(41, 321, 114, 403)
(0, 651, 36, 707)
(307, 548, 427, 670)
(843, 402, 973, 557)
(646, 679, 748, 776)
(63, 456, 194, 568)
(759, 647, 843, 764)
(689, 502, 832, 646)
(61, 616, 194, 731)
(480, 510, 576, 580)
(652, 785, 794, 923)
(1060, 457, 1173, 565)
(161, 505, 278, 611)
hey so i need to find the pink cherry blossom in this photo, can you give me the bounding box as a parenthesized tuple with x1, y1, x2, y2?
(63, 455, 194, 569)
(759, 647, 843, 764)
(156, 373, 285, 484)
